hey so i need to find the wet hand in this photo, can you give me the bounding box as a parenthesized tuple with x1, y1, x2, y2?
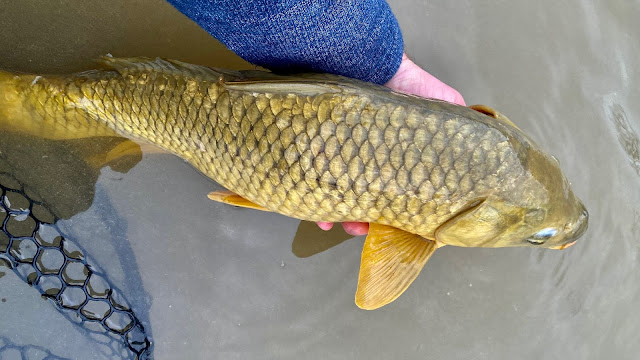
(317, 53, 466, 236)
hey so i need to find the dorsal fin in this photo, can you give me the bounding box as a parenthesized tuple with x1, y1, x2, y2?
(97, 55, 241, 80)
(224, 80, 341, 96)
(97, 56, 357, 96)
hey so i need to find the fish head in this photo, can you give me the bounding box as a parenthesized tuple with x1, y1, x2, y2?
(435, 145, 588, 249)
(518, 147, 589, 249)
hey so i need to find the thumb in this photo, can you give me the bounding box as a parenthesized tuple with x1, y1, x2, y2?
(385, 53, 466, 106)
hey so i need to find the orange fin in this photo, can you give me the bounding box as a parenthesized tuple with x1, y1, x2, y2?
(469, 104, 500, 118)
(469, 104, 520, 130)
(207, 190, 269, 212)
(84, 139, 142, 169)
(83, 139, 168, 171)
(355, 224, 437, 310)
(136, 142, 171, 155)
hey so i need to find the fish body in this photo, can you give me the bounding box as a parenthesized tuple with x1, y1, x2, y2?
(0, 57, 588, 309)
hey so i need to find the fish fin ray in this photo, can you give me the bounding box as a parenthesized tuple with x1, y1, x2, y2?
(98, 56, 236, 80)
(99, 56, 349, 94)
(207, 190, 270, 212)
(355, 224, 437, 310)
(224, 80, 341, 96)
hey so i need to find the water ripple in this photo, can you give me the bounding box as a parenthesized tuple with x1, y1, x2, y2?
(609, 103, 640, 177)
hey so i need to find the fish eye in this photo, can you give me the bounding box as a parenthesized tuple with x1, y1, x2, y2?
(526, 228, 557, 245)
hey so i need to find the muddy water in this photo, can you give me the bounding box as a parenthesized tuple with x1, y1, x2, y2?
(0, 0, 638, 359)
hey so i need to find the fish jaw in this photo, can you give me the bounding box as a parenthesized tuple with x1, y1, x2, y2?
(550, 204, 588, 249)
(550, 240, 577, 250)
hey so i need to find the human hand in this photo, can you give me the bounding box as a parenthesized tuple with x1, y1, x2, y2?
(317, 53, 466, 236)
(385, 53, 466, 106)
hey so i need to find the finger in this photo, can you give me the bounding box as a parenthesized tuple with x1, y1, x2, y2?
(385, 53, 466, 106)
(342, 222, 369, 236)
(316, 221, 334, 231)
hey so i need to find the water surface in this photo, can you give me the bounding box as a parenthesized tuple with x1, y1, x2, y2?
(1, 0, 638, 359)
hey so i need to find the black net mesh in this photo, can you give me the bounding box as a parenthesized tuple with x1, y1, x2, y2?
(0, 172, 152, 359)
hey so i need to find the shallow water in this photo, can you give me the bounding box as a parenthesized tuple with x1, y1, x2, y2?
(1, 0, 638, 359)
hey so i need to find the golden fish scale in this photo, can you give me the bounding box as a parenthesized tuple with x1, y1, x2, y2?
(14, 60, 527, 239)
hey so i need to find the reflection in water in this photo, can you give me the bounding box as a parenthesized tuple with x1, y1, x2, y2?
(0, 132, 152, 359)
(292, 221, 355, 258)
(1, 0, 639, 357)
(0, 336, 70, 360)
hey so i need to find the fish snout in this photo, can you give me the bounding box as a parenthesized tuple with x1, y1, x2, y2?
(551, 206, 588, 250)
(571, 206, 589, 240)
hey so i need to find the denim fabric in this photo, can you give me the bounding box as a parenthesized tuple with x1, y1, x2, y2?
(167, 0, 403, 84)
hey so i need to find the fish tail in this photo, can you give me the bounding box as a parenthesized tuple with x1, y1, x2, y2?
(0, 69, 27, 132)
(0, 69, 60, 138)
(0, 69, 118, 140)
(0, 68, 18, 85)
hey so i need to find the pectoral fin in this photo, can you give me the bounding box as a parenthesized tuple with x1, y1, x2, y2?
(355, 224, 437, 310)
(469, 104, 500, 118)
(469, 104, 520, 130)
(435, 198, 514, 247)
(83, 139, 142, 169)
(207, 190, 269, 212)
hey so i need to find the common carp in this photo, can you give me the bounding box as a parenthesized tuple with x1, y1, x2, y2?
(0, 57, 588, 309)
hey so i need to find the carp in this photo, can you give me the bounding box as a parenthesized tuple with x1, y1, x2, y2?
(0, 57, 588, 309)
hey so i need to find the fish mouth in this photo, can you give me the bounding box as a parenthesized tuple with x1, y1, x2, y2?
(550, 206, 588, 250)
(550, 240, 577, 250)
(570, 207, 589, 240)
